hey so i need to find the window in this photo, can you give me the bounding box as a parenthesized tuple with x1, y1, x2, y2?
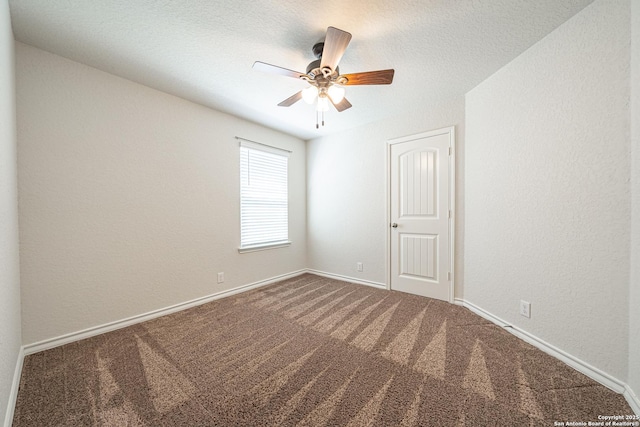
(238, 139, 290, 252)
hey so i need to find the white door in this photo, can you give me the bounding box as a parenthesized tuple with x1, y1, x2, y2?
(389, 127, 454, 302)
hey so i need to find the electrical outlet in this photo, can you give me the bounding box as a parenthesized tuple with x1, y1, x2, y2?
(520, 300, 531, 318)
(217, 272, 224, 284)
(356, 262, 363, 272)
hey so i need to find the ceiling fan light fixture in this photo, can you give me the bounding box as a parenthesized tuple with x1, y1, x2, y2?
(328, 85, 345, 103)
(302, 86, 318, 104)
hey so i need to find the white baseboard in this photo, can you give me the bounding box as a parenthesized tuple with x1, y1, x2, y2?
(23, 269, 306, 355)
(3, 346, 24, 427)
(455, 297, 640, 414)
(305, 269, 387, 290)
(625, 384, 640, 416)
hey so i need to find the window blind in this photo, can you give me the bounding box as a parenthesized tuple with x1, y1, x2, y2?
(239, 139, 290, 250)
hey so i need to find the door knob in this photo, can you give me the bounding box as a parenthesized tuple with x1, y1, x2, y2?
(391, 223, 398, 228)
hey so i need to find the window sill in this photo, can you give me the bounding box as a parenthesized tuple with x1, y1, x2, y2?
(238, 241, 292, 253)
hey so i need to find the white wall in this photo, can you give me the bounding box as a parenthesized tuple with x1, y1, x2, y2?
(0, 1, 21, 425)
(16, 43, 306, 345)
(629, 0, 640, 404)
(307, 98, 465, 298)
(465, 0, 630, 381)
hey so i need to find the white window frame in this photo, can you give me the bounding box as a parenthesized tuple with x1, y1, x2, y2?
(238, 138, 291, 253)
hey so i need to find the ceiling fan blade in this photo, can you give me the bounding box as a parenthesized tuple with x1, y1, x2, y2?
(277, 91, 303, 107)
(342, 69, 395, 85)
(253, 61, 305, 79)
(320, 27, 352, 72)
(330, 96, 352, 112)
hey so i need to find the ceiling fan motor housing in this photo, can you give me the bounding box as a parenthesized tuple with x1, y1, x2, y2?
(306, 59, 321, 75)
(306, 59, 339, 79)
(308, 41, 340, 78)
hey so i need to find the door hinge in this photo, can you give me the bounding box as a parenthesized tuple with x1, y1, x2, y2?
(448, 210, 451, 219)
(448, 147, 452, 156)
(447, 272, 451, 281)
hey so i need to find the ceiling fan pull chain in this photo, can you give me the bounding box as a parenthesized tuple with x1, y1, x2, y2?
(316, 111, 319, 129)
(322, 111, 325, 127)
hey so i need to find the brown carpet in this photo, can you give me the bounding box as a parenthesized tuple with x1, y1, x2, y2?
(12, 273, 633, 426)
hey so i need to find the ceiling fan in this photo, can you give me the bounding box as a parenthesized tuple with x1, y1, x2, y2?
(253, 26, 395, 128)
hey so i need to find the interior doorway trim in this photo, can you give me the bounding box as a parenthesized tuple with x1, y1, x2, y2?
(386, 126, 456, 302)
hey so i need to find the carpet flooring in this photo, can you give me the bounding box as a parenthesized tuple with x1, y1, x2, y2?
(12, 273, 633, 426)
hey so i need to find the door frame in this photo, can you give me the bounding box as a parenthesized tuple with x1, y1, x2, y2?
(386, 126, 456, 302)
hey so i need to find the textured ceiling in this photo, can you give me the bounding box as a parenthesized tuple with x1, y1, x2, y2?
(9, 0, 594, 140)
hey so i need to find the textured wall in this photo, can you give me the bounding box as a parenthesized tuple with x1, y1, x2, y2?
(0, 1, 21, 425)
(629, 0, 640, 403)
(16, 43, 307, 345)
(465, 0, 630, 380)
(307, 98, 465, 298)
